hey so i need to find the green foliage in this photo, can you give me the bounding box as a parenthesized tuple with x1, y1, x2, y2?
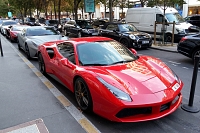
(147, 0, 186, 7)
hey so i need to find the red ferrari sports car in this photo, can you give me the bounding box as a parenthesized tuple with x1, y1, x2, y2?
(6, 25, 29, 42)
(38, 37, 183, 122)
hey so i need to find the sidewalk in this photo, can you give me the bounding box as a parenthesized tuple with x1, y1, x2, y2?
(150, 41, 178, 53)
(0, 36, 99, 133)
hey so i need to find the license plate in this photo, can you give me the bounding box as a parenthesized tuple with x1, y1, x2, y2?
(172, 83, 180, 91)
(92, 33, 98, 35)
(142, 41, 149, 44)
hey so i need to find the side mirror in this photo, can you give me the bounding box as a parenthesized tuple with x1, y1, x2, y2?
(130, 48, 137, 55)
(47, 49, 54, 59)
(61, 58, 72, 68)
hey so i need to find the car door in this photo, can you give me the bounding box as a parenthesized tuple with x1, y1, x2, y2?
(54, 42, 76, 90)
(101, 24, 119, 41)
(18, 28, 27, 49)
(106, 24, 120, 41)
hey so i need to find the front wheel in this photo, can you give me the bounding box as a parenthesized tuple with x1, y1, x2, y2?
(74, 77, 93, 112)
(120, 39, 129, 48)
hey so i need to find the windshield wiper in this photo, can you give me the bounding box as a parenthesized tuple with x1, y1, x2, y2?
(83, 63, 108, 66)
(111, 60, 135, 65)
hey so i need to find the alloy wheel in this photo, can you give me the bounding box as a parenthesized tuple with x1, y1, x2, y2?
(25, 44, 31, 59)
(38, 53, 46, 75)
(74, 78, 92, 112)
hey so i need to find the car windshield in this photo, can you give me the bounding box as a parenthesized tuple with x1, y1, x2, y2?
(77, 40, 137, 66)
(77, 21, 93, 28)
(48, 20, 58, 24)
(118, 24, 137, 32)
(165, 13, 185, 23)
(26, 27, 58, 36)
(2, 21, 17, 26)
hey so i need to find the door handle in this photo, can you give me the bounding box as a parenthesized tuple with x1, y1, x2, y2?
(150, 25, 153, 26)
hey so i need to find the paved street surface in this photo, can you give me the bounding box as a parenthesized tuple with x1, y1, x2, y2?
(0, 36, 98, 133)
(0, 35, 200, 133)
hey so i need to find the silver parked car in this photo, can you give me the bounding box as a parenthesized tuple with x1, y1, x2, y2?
(17, 26, 68, 59)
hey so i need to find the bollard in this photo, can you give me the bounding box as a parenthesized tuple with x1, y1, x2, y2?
(0, 34, 3, 57)
(181, 55, 200, 113)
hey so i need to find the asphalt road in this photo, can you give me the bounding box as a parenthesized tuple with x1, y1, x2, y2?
(5, 36, 200, 133)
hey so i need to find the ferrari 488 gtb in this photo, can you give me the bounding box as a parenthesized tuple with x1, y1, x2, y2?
(38, 37, 183, 122)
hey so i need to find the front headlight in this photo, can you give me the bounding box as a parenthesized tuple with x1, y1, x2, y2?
(97, 77, 132, 102)
(172, 70, 181, 84)
(176, 28, 185, 34)
(129, 34, 136, 40)
(58, 24, 62, 28)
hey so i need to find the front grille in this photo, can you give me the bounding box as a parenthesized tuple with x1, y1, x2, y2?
(137, 35, 149, 39)
(160, 102, 170, 112)
(116, 107, 152, 118)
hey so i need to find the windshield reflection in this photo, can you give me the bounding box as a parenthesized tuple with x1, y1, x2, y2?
(165, 13, 185, 23)
(77, 41, 137, 66)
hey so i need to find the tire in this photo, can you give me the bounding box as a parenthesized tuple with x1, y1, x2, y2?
(120, 39, 129, 48)
(25, 44, 31, 59)
(64, 29, 68, 36)
(38, 53, 47, 75)
(17, 41, 22, 50)
(77, 31, 81, 38)
(164, 33, 172, 42)
(74, 77, 93, 112)
(192, 48, 200, 65)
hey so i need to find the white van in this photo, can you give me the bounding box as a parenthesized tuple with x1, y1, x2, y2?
(125, 6, 198, 42)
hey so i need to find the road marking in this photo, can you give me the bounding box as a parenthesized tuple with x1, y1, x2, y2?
(168, 61, 181, 64)
(57, 95, 71, 107)
(6, 37, 101, 133)
(34, 71, 43, 77)
(43, 81, 54, 89)
(79, 118, 99, 133)
(182, 67, 189, 69)
(171, 64, 177, 66)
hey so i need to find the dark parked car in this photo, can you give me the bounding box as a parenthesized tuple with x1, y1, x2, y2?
(91, 19, 108, 29)
(24, 17, 36, 26)
(99, 22, 152, 49)
(177, 34, 200, 63)
(184, 15, 200, 27)
(63, 20, 98, 37)
(45, 19, 62, 32)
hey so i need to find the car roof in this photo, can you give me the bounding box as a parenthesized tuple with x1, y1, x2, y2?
(44, 37, 113, 47)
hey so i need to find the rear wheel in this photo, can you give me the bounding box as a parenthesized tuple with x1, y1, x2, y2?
(38, 53, 47, 75)
(192, 48, 200, 65)
(120, 39, 129, 48)
(74, 77, 93, 112)
(25, 44, 31, 59)
(77, 31, 81, 38)
(64, 29, 68, 36)
(165, 33, 172, 42)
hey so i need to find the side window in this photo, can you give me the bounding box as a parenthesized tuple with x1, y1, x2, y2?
(57, 42, 76, 64)
(106, 24, 118, 30)
(156, 14, 164, 23)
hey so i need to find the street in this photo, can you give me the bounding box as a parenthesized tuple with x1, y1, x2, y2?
(1, 35, 200, 133)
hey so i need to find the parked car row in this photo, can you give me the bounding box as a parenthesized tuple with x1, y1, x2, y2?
(1, 21, 184, 122)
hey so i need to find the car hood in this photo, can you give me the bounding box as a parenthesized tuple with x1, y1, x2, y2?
(27, 35, 68, 45)
(176, 22, 193, 29)
(123, 31, 150, 37)
(86, 56, 176, 95)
